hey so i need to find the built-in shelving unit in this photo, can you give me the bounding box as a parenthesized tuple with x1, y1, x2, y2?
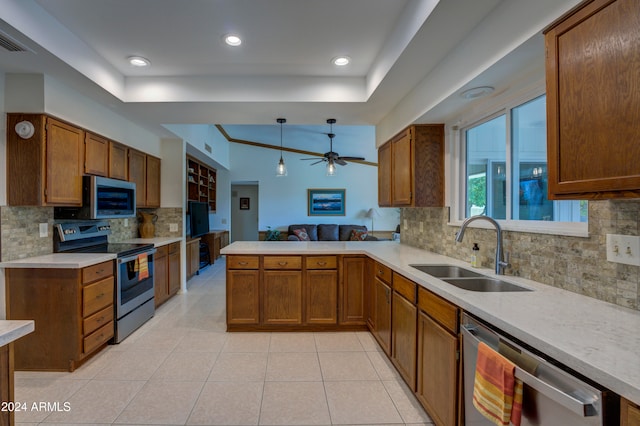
(187, 156, 216, 211)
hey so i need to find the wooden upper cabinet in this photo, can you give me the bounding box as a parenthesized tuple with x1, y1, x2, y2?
(378, 141, 392, 207)
(108, 141, 128, 180)
(128, 148, 147, 207)
(84, 132, 108, 176)
(378, 124, 444, 207)
(544, 0, 640, 199)
(145, 155, 161, 208)
(6, 113, 84, 206)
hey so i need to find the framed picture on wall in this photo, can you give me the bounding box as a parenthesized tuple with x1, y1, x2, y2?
(308, 188, 346, 216)
(239, 197, 250, 210)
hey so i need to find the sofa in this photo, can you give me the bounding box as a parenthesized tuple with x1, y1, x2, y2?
(287, 224, 378, 241)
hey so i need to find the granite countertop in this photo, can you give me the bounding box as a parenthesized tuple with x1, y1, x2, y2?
(0, 253, 117, 269)
(122, 237, 183, 247)
(0, 320, 34, 346)
(222, 240, 640, 405)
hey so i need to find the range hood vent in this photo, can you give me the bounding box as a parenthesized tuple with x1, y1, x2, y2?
(0, 31, 29, 52)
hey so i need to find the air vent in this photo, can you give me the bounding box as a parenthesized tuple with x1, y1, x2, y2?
(0, 31, 28, 52)
(204, 143, 212, 153)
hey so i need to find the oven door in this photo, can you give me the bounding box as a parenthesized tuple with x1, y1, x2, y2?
(116, 250, 156, 318)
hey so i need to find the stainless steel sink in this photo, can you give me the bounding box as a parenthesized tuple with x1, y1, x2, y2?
(442, 277, 532, 292)
(410, 264, 483, 278)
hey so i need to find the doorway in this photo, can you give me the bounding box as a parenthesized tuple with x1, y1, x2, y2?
(231, 183, 259, 242)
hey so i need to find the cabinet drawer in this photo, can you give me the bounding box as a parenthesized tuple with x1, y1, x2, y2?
(156, 244, 169, 258)
(393, 273, 416, 303)
(417, 286, 458, 334)
(168, 242, 180, 254)
(264, 256, 302, 270)
(83, 277, 114, 316)
(622, 398, 640, 426)
(83, 305, 114, 335)
(374, 262, 392, 284)
(82, 261, 113, 284)
(228, 255, 259, 269)
(306, 256, 337, 269)
(83, 321, 114, 354)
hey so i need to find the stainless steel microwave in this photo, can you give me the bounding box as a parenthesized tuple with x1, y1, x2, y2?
(55, 176, 136, 220)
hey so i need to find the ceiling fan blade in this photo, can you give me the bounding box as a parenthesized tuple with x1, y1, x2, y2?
(335, 159, 348, 166)
(300, 157, 322, 160)
(339, 156, 365, 161)
(310, 159, 325, 165)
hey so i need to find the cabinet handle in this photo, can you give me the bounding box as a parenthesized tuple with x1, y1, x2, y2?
(317, 261, 327, 266)
(97, 293, 104, 298)
(385, 288, 391, 304)
(96, 269, 104, 274)
(97, 316, 104, 323)
(278, 261, 288, 266)
(238, 261, 248, 265)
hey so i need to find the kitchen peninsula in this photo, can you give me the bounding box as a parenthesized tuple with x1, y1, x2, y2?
(222, 240, 640, 415)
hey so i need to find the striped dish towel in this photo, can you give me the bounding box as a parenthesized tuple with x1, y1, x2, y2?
(473, 342, 523, 426)
(138, 253, 149, 280)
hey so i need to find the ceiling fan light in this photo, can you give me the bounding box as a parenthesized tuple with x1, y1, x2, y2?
(326, 159, 337, 176)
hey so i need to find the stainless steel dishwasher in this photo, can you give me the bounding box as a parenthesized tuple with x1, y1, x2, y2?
(461, 313, 618, 425)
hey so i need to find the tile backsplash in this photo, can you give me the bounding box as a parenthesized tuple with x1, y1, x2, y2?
(400, 200, 640, 311)
(1, 206, 183, 261)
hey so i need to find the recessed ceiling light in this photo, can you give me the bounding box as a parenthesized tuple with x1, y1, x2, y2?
(332, 56, 350, 66)
(460, 86, 495, 99)
(224, 34, 242, 46)
(128, 56, 150, 67)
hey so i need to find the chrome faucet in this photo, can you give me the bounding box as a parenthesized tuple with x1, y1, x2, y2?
(455, 215, 509, 275)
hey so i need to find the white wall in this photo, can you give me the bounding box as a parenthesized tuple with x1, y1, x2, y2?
(228, 142, 398, 233)
(231, 184, 259, 241)
(164, 124, 230, 169)
(160, 138, 185, 208)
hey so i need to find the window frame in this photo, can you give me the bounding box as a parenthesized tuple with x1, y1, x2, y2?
(447, 88, 588, 237)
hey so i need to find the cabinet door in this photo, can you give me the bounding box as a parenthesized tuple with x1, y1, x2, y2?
(263, 271, 303, 325)
(109, 141, 128, 180)
(45, 118, 84, 205)
(340, 256, 366, 325)
(417, 311, 458, 426)
(154, 251, 169, 307)
(378, 141, 392, 207)
(622, 398, 640, 426)
(305, 270, 337, 324)
(545, 0, 640, 199)
(186, 239, 200, 279)
(168, 247, 181, 295)
(373, 277, 392, 355)
(392, 292, 417, 390)
(227, 270, 260, 324)
(146, 155, 161, 208)
(391, 128, 413, 206)
(128, 149, 147, 207)
(84, 132, 108, 176)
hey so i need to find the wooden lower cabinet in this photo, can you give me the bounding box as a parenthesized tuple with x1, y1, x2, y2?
(340, 255, 367, 325)
(263, 271, 303, 325)
(372, 276, 392, 355)
(391, 289, 417, 390)
(416, 286, 460, 426)
(6, 261, 114, 371)
(306, 270, 338, 324)
(154, 242, 182, 307)
(186, 238, 200, 279)
(227, 269, 260, 325)
(622, 398, 640, 426)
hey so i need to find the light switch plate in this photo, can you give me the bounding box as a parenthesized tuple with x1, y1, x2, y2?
(606, 234, 640, 266)
(124, 218, 129, 227)
(169, 223, 178, 232)
(403, 219, 408, 230)
(39, 223, 48, 238)
(419, 222, 424, 232)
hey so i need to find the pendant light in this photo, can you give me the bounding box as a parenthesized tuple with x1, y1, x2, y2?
(326, 119, 337, 176)
(276, 118, 287, 177)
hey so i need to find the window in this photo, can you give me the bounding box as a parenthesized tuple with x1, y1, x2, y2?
(462, 94, 586, 226)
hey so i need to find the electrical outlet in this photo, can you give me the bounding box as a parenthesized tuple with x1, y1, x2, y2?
(221, 218, 227, 224)
(169, 223, 178, 232)
(39, 223, 48, 238)
(606, 234, 640, 266)
(124, 218, 129, 227)
(403, 219, 408, 230)
(419, 222, 424, 233)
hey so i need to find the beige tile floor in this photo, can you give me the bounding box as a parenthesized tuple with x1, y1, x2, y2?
(15, 258, 433, 426)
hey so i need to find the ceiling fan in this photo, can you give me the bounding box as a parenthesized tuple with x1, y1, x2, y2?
(301, 119, 365, 172)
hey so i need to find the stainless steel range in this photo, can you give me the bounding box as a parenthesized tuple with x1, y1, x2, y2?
(54, 221, 156, 343)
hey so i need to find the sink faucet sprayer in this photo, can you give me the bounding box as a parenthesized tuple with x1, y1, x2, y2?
(455, 215, 509, 275)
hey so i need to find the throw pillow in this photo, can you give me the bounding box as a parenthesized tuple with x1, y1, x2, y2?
(293, 228, 310, 241)
(350, 229, 368, 241)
